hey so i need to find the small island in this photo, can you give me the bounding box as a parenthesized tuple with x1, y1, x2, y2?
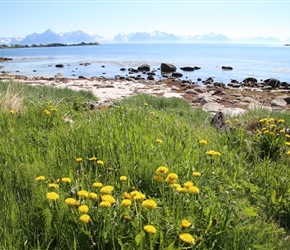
(0, 41, 100, 49)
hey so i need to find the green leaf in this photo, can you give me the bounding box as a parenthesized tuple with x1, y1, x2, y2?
(271, 190, 276, 205)
(135, 230, 145, 246)
(242, 206, 258, 217)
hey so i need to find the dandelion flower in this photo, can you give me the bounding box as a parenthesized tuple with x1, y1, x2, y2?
(121, 199, 132, 207)
(179, 233, 195, 244)
(65, 197, 78, 206)
(100, 185, 114, 194)
(156, 166, 168, 174)
(259, 118, 267, 123)
(78, 204, 89, 213)
(142, 199, 157, 209)
(187, 186, 200, 194)
(287, 151, 290, 155)
(97, 160, 104, 165)
(268, 118, 275, 123)
(46, 192, 59, 201)
(88, 192, 98, 200)
(130, 191, 146, 201)
(89, 156, 97, 161)
(100, 201, 111, 208)
(176, 187, 187, 193)
(206, 150, 221, 156)
(76, 158, 82, 162)
(278, 119, 286, 123)
(144, 102, 148, 106)
(181, 219, 192, 229)
(123, 214, 131, 221)
(101, 194, 116, 204)
(153, 176, 164, 182)
(43, 109, 50, 115)
(77, 190, 89, 199)
(48, 183, 59, 188)
(36, 176, 45, 181)
(193, 171, 201, 177)
(92, 182, 103, 188)
(171, 183, 181, 189)
(156, 139, 163, 144)
(9, 109, 15, 114)
(124, 192, 132, 200)
(285, 142, 290, 146)
(79, 214, 90, 224)
(165, 173, 178, 183)
(280, 129, 285, 133)
(120, 176, 128, 181)
(184, 181, 194, 188)
(61, 177, 71, 183)
(286, 134, 290, 138)
(199, 140, 208, 145)
(144, 225, 157, 234)
(234, 119, 238, 122)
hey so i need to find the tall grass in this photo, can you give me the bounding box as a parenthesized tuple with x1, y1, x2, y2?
(1, 81, 290, 249)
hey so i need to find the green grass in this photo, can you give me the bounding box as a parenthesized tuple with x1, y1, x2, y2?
(1, 81, 290, 249)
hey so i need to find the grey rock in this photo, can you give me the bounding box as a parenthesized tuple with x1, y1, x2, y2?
(160, 63, 177, 72)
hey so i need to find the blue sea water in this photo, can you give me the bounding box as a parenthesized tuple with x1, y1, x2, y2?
(0, 43, 289, 83)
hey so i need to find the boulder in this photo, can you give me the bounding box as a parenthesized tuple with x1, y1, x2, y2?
(210, 111, 227, 130)
(55, 64, 64, 68)
(271, 97, 287, 107)
(180, 66, 195, 71)
(137, 64, 150, 72)
(160, 63, 177, 72)
(221, 66, 233, 70)
(264, 78, 281, 88)
(242, 77, 258, 85)
(172, 72, 183, 78)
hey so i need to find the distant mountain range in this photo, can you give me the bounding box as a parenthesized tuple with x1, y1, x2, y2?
(0, 29, 288, 45)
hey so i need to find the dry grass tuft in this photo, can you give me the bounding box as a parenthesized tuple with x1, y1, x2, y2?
(0, 81, 24, 113)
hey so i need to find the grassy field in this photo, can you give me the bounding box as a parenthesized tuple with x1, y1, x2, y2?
(1, 80, 290, 249)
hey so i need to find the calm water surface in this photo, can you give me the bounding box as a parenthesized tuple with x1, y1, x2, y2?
(0, 43, 289, 83)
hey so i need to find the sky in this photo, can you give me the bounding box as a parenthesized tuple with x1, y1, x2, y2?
(1, 0, 290, 41)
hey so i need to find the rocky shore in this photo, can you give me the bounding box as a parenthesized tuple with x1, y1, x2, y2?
(1, 69, 290, 117)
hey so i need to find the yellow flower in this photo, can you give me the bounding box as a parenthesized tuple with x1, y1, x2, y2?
(123, 214, 131, 221)
(46, 101, 51, 106)
(144, 225, 157, 234)
(78, 204, 89, 213)
(234, 119, 238, 122)
(48, 183, 59, 188)
(88, 192, 98, 200)
(176, 187, 187, 193)
(124, 192, 132, 200)
(259, 118, 267, 123)
(46, 192, 59, 201)
(92, 182, 103, 188)
(61, 177, 71, 183)
(184, 181, 193, 188)
(285, 142, 290, 146)
(101, 194, 116, 204)
(65, 197, 78, 206)
(156, 139, 163, 144)
(79, 214, 90, 224)
(9, 109, 15, 114)
(268, 118, 275, 123)
(142, 199, 157, 209)
(156, 166, 168, 174)
(286, 134, 290, 138)
(181, 219, 192, 229)
(187, 186, 200, 194)
(97, 160, 104, 165)
(36, 176, 45, 181)
(153, 175, 164, 182)
(199, 140, 208, 145)
(144, 102, 148, 106)
(263, 130, 269, 134)
(179, 233, 195, 244)
(120, 176, 128, 181)
(89, 156, 97, 161)
(165, 173, 178, 183)
(77, 190, 89, 198)
(280, 129, 285, 133)
(43, 109, 50, 115)
(278, 119, 286, 123)
(100, 185, 114, 194)
(100, 201, 111, 208)
(270, 124, 276, 129)
(193, 171, 201, 177)
(76, 158, 82, 162)
(171, 183, 181, 189)
(130, 191, 146, 201)
(287, 151, 290, 155)
(206, 150, 221, 156)
(121, 199, 132, 207)
(226, 119, 231, 124)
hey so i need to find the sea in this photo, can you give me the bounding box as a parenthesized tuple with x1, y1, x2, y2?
(0, 43, 289, 84)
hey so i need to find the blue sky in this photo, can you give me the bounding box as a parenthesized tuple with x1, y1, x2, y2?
(1, 0, 290, 41)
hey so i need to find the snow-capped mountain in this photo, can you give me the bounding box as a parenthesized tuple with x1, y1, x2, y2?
(113, 31, 179, 42)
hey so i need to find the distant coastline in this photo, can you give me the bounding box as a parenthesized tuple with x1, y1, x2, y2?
(0, 41, 100, 49)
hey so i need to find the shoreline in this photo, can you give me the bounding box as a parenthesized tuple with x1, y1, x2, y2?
(1, 72, 290, 116)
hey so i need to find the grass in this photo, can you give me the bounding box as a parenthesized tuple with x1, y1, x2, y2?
(1, 80, 290, 249)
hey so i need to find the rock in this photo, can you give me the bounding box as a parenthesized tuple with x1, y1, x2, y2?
(228, 83, 241, 88)
(214, 82, 225, 88)
(242, 77, 258, 86)
(210, 111, 227, 130)
(185, 89, 197, 94)
(221, 66, 233, 70)
(172, 72, 183, 78)
(137, 64, 150, 72)
(221, 107, 246, 116)
(128, 68, 138, 73)
(78, 75, 89, 80)
(0, 57, 13, 62)
(120, 68, 126, 71)
(271, 97, 287, 107)
(160, 63, 177, 72)
(147, 75, 155, 81)
(55, 64, 64, 68)
(194, 66, 201, 70)
(264, 78, 281, 88)
(180, 66, 195, 71)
